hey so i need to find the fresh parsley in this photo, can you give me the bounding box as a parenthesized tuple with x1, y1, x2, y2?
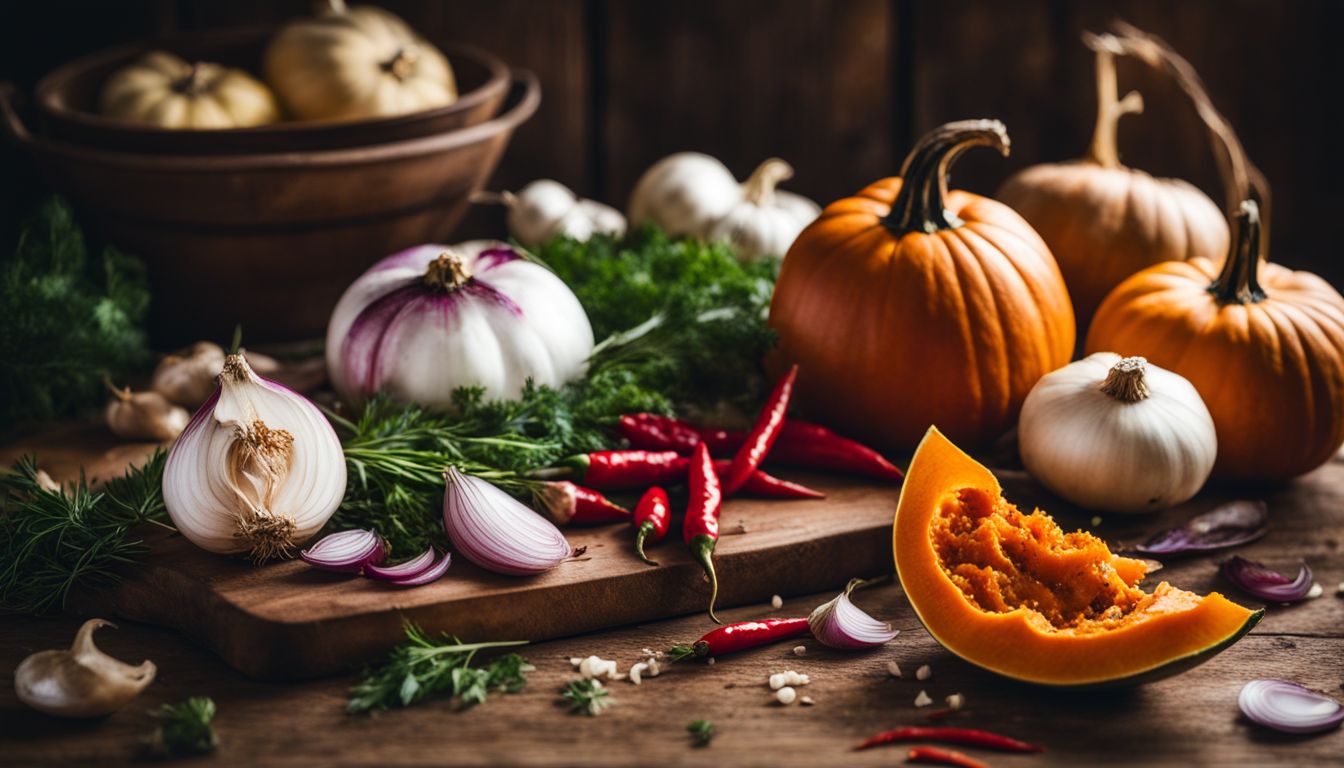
(347, 624, 531, 713)
(560, 678, 612, 716)
(687, 719, 716, 746)
(143, 697, 218, 758)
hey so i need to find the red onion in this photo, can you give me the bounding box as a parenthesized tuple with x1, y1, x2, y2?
(1239, 679, 1344, 734)
(378, 551, 452, 587)
(808, 579, 900, 650)
(443, 467, 573, 575)
(299, 529, 386, 573)
(1137, 500, 1268, 555)
(1221, 556, 1314, 603)
(364, 548, 437, 581)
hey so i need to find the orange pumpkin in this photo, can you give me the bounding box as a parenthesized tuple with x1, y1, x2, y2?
(1087, 201, 1344, 483)
(768, 120, 1075, 451)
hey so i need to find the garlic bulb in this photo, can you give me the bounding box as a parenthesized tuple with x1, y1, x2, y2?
(163, 353, 346, 561)
(151, 341, 226, 407)
(627, 154, 820, 260)
(104, 381, 189, 441)
(479, 181, 626, 248)
(704, 159, 821, 261)
(1018, 353, 1216, 513)
(14, 619, 155, 718)
(326, 241, 594, 407)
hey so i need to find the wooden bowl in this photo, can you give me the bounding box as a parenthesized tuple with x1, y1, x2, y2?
(0, 72, 540, 345)
(33, 28, 510, 155)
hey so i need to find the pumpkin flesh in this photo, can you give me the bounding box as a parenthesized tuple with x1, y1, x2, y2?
(895, 427, 1261, 686)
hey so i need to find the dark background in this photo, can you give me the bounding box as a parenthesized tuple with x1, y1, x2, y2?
(2, 0, 1340, 284)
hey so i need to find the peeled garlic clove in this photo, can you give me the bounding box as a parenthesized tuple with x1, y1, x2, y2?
(163, 352, 346, 561)
(151, 341, 227, 407)
(105, 382, 190, 442)
(14, 619, 156, 718)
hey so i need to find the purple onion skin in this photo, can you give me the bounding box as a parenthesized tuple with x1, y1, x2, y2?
(364, 548, 437, 580)
(1222, 557, 1314, 603)
(1240, 679, 1344, 734)
(1138, 500, 1269, 555)
(381, 552, 452, 586)
(299, 530, 386, 573)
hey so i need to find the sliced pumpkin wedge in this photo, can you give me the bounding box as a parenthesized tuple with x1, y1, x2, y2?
(894, 426, 1262, 687)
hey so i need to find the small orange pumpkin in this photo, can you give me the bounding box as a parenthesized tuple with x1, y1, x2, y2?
(1087, 201, 1344, 483)
(768, 120, 1075, 451)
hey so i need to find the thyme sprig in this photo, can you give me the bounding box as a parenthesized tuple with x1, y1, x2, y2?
(347, 624, 531, 713)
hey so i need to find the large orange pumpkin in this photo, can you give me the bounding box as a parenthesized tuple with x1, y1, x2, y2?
(1087, 201, 1344, 483)
(768, 120, 1075, 451)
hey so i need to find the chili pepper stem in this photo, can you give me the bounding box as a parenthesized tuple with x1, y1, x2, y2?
(689, 535, 721, 623)
(634, 523, 659, 566)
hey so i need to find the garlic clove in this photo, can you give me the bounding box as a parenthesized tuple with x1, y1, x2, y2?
(151, 341, 226, 407)
(14, 619, 156, 718)
(104, 381, 190, 442)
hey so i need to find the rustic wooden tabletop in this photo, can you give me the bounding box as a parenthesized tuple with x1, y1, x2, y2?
(4, 451, 1343, 768)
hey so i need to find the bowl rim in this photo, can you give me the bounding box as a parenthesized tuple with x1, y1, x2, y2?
(33, 27, 511, 139)
(4, 70, 541, 171)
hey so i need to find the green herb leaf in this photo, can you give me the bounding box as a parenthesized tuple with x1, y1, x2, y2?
(688, 719, 716, 746)
(347, 624, 530, 713)
(560, 678, 613, 716)
(144, 697, 218, 758)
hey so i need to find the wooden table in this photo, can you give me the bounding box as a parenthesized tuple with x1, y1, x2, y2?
(3, 450, 1343, 766)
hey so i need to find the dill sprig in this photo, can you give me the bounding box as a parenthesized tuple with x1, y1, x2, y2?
(0, 450, 169, 614)
(560, 678, 613, 716)
(143, 697, 218, 758)
(347, 624, 531, 713)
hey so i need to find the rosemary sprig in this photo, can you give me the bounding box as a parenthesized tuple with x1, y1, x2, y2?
(143, 697, 219, 758)
(0, 450, 169, 614)
(347, 624, 531, 713)
(560, 678, 613, 716)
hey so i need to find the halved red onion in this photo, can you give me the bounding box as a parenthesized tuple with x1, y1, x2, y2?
(364, 548, 437, 580)
(1138, 500, 1269, 555)
(443, 467, 573, 576)
(1239, 679, 1344, 734)
(808, 579, 899, 650)
(1222, 556, 1314, 603)
(379, 551, 452, 587)
(299, 529, 386, 573)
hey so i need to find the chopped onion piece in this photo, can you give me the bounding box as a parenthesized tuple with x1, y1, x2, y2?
(379, 551, 452, 587)
(1221, 556, 1314, 603)
(299, 529, 385, 573)
(1138, 500, 1268, 555)
(443, 467, 572, 575)
(1239, 679, 1344, 734)
(364, 548, 437, 580)
(808, 579, 899, 650)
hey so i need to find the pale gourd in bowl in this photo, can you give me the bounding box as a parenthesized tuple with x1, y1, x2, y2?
(1018, 353, 1217, 513)
(99, 51, 280, 129)
(326, 240, 594, 407)
(265, 0, 457, 122)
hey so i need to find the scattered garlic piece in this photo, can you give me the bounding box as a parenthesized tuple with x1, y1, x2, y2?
(914, 690, 932, 707)
(887, 661, 903, 679)
(946, 693, 965, 710)
(1337, 582, 1344, 596)
(104, 381, 189, 442)
(915, 664, 932, 681)
(775, 686, 797, 705)
(646, 658, 661, 677)
(792, 645, 807, 657)
(771, 594, 783, 609)
(769, 673, 786, 690)
(707, 658, 716, 666)
(769, 670, 810, 689)
(800, 695, 815, 706)
(1305, 583, 1324, 599)
(569, 657, 582, 667)
(14, 619, 156, 718)
(629, 662, 647, 685)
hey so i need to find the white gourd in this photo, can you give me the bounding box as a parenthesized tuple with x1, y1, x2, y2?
(99, 51, 280, 129)
(264, 0, 456, 122)
(482, 180, 627, 248)
(1018, 353, 1217, 513)
(704, 158, 821, 261)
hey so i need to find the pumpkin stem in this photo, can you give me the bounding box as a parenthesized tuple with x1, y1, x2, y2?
(321, 0, 348, 15)
(423, 251, 473, 290)
(1107, 22, 1271, 259)
(1209, 200, 1265, 305)
(884, 120, 1010, 235)
(173, 64, 207, 96)
(382, 47, 419, 82)
(1083, 34, 1144, 169)
(742, 158, 794, 207)
(1099, 357, 1151, 403)
(103, 375, 132, 402)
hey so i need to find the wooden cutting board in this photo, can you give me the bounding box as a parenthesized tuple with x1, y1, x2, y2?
(4, 422, 898, 681)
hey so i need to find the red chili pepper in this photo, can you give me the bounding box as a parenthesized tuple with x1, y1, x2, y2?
(683, 443, 723, 622)
(770, 420, 904, 482)
(722, 365, 798, 495)
(904, 746, 991, 768)
(539, 481, 629, 525)
(856, 727, 1042, 754)
(632, 487, 671, 566)
(666, 618, 810, 660)
(548, 450, 689, 490)
(618, 413, 741, 455)
(711, 460, 823, 499)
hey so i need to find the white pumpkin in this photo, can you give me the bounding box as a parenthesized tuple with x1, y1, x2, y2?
(99, 51, 280, 129)
(326, 240, 594, 407)
(627, 153, 820, 260)
(1018, 353, 1217, 514)
(479, 180, 627, 248)
(264, 0, 456, 122)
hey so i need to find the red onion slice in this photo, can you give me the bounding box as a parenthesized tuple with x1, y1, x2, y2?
(1239, 679, 1344, 734)
(379, 551, 452, 587)
(443, 467, 573, 576)
(364, 548, 437, 580)
(808, 579, 900, 650)
(1222, 556, 1314, 603)
(1137, 500, 1268, 555)
(300, 529, 386, 573)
